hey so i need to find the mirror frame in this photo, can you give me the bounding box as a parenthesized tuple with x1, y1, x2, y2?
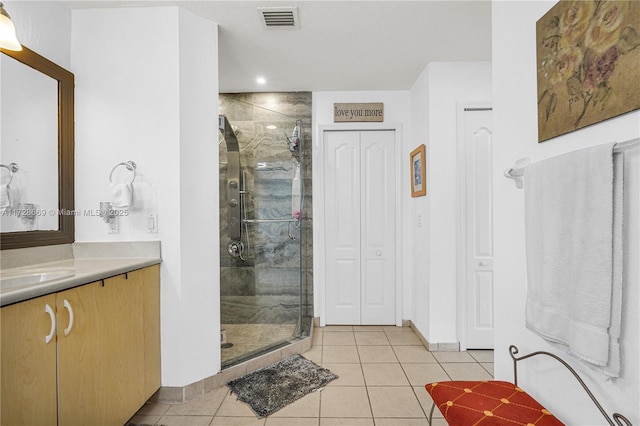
(1, 45, 74, 250)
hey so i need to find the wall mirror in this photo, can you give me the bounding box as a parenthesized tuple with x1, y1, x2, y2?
(1, 46, 74, 249)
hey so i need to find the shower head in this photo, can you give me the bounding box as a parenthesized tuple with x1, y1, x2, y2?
(286, 124, 301, 159)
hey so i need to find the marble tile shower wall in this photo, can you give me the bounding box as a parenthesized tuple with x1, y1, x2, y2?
(219, 92, 313, 326)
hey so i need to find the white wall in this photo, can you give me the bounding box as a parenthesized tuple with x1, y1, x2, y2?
(72, 7, 220, 387)
(408, 62, 492, 344)
(408, 67, 431, 340)
(3, 0, 71, 69)
(312, 91, 411, 323)
(493, 1, 639, 423)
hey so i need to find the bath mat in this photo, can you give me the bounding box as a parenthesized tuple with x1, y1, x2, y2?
(227, 354, 338, 418)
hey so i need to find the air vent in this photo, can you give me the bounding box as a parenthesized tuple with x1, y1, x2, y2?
(258, 7, 299, 29)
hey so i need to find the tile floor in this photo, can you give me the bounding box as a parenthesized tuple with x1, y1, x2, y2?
(129, 325, 494, 425)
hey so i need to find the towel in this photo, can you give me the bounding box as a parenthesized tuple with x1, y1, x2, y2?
(524, 142, 623, 377)
(110, 182, 132, 209)
(292, 163, 301, 217)
(0, 184, 10, 209)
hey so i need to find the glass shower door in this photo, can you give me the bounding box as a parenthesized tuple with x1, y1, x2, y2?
(219, 94, 307, 368)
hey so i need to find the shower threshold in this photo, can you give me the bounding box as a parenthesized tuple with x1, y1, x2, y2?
(221, 323, 301, 369)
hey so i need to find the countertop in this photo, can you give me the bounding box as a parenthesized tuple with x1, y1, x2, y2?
(0, 242, 161, 307)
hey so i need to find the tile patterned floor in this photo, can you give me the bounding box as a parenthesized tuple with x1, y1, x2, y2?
(129, 325, 494, 425)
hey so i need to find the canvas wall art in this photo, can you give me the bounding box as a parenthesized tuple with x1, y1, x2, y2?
(537, 1, 640, 142)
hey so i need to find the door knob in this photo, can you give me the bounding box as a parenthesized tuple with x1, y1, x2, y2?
(376, 251, 382, 256)
(479, 261, 487, 267)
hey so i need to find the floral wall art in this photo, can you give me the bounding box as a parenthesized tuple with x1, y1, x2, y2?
(536, 1, 640, 142)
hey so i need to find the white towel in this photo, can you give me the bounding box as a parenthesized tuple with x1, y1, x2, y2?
(292, 163, 301, 217)
(0, 184, 10, 209)
(110, 182, 132, 209)
(524, 142, 622, 377)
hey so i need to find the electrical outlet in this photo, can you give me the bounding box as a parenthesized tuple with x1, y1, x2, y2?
(108, 216, 119, 234)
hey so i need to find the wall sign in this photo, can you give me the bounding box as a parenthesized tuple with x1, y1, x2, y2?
(333, 103, 384, 122)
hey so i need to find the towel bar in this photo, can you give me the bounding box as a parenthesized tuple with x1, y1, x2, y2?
(613, 138, 640, 153)
(504, 138, 639, 188)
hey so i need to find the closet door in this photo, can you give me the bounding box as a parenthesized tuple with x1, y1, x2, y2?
(360, 130, 396, 325)
(324, 130, 396, 325)
(325, 131, 362, 324)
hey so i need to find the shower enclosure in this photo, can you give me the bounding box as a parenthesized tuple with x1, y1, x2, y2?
(219, 93, 312, 368)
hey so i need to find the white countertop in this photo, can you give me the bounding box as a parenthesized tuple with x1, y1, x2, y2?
(0, 242, 161, 307)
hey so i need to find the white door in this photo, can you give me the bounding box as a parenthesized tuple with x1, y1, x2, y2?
(463, 108, 494, 349)
(325, 130, 396, 325)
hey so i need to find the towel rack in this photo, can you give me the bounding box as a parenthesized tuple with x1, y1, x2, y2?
(0, 163, 19, 185)
(613, 138, 640, 153)
(109, 161, 137, 184)
(505, 138, 639, 189)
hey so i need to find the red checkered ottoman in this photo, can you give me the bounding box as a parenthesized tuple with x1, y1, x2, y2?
(425, 380, 564, 425)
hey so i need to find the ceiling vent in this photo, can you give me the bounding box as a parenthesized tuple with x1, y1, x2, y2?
(258, 7, 299, 29)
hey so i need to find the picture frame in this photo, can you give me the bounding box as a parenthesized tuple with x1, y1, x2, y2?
(410, 144, 426, 197)
(536, 1, 640, 142)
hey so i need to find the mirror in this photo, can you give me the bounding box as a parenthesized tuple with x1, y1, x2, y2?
(1, 46, 74, 249)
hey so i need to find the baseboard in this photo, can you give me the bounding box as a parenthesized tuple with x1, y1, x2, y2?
(409, 320, 460, 352)
(151, 326, 314, 404)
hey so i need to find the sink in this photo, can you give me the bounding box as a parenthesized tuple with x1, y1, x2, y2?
(0, 268, 76, 288)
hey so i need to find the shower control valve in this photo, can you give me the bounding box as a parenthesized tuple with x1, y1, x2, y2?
(227, 240, 244, 257)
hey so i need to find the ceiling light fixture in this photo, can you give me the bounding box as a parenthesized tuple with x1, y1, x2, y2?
(256, 77, 266, 85)
(0, 2, 22, 51)
(266, 125, 277, 130)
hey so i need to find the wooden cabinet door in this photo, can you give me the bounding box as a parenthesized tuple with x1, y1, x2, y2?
(57, 274, 145, 426)
(1, 294, 58, 426)
(56, 281, 106, 425)
(140, 265, 161, 398)
(101, 272, 144, 424)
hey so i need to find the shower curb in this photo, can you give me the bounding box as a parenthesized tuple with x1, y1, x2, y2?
(150, 321, 315, 404)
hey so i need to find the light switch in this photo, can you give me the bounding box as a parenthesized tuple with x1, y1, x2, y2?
(147, 214, 158, 233)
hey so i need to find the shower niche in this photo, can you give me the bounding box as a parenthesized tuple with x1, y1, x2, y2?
(218, 93, 312, 368)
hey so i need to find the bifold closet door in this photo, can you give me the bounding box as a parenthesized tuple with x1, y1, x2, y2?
(324, 130, 396, 325)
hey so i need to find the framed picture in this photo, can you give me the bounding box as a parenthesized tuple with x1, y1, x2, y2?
(410, 144, 426, 197)
(536, 1, 640, 142)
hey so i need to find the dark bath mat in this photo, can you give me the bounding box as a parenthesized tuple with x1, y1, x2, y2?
(227, 354, 338, 418)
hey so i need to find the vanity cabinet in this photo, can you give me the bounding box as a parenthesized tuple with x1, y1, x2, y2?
(0, 264, 160, 426)
(0, 293, 58, 425)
